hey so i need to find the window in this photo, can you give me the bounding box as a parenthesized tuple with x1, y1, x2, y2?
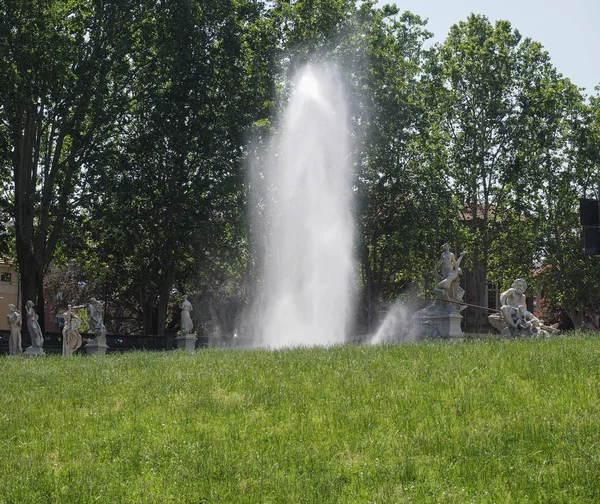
(0, 272, 11, 283)
(487, 281, 499, 310)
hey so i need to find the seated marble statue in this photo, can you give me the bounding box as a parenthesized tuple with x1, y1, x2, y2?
(499, 278, 528, 330)
(489, 278, 556, 336)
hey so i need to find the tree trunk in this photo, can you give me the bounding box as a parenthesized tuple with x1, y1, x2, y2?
(565, 305, 583, 329)
(156, 274, 174, 337)
(471, 261, 487, 333)
(141, 289, 156, 336)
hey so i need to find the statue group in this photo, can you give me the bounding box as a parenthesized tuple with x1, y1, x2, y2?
(6, 298, 111, 356)
(415, 244, 558, 339)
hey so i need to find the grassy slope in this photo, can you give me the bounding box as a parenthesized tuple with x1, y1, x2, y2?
(0, 335, 599, 503)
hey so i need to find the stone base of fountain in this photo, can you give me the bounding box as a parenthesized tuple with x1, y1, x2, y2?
(413, 298, 465, 339)
(175, 333, 198, 352)
(418, 311, 463, 339)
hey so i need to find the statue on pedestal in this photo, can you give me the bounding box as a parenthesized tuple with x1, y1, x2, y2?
(7, 304, 22, 356)
(179, 295, 194, 335)
(85, 298, 109, 355)
(88, 298, 107, 345)
(176, 295, 197, 351)
(433, 243, 467, 306)
(414, 244, 468, 339)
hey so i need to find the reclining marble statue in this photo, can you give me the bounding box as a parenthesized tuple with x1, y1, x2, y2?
(488, 278, 558, 336)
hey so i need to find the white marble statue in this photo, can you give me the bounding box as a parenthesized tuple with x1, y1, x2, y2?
(88, 298, 107, 345)
(25, 300, 44, 351)
(62, 304, 82, 356)
(7, 304, 22, 356)
(179, 295, 194, 335)
(489, 278, 557, 336)
(514, 304, 545, 335)
(433, 243, 467, 304)
(499, 278, 528, 330)
(414, 244, 469, 339)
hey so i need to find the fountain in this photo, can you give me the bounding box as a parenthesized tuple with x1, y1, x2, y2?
(249, 63, 355, 348)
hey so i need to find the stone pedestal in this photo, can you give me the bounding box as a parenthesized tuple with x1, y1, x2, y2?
(175, 333, 198, 352)
(24, 346, 44, 356)
(85, 339, 109, 356)
(420, 311, 463, 339)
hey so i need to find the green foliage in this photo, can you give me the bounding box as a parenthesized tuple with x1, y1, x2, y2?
(344, 5, 446, 310)
(0, 0, 136, 322)
(85, 0, 273, 335)
(526, 79, 600, 328)
(422, 14, 587, 328)
(1, 337, 600, 502)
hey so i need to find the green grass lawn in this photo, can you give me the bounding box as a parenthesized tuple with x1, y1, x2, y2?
(1, 333, 599, 503)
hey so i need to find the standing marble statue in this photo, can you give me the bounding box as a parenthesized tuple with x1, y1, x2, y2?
(179, 295, 194, 335)
(434, 243, 467, 303)
(7, 304, 22, 356)
(85, 298, 109, 355)
(62, 305, 82, 356)
(24, 300, 44, 355)
(175, 295, 197, 351)
(88, 298, 107, 345)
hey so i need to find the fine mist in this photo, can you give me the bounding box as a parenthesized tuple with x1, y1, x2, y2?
(369, 299, 421, 345)
(248, 63, 355, 348)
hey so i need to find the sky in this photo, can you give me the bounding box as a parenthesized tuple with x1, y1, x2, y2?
(379, 0, 600, 96)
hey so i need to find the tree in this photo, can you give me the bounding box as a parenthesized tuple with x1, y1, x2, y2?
(0, 0, 133, 327)
(341, 5, 456, 326)
(86, 0, 274, 336)
(534, 89, 600, 328)
(422, 15, 579, 330)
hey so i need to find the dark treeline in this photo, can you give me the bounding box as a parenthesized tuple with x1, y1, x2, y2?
(1, 0, 599, 336)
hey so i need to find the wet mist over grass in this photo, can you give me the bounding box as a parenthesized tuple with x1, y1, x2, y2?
(1, 334, 599, 503)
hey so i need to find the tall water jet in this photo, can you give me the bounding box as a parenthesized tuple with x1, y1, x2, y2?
(250, 63, 354, 348)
